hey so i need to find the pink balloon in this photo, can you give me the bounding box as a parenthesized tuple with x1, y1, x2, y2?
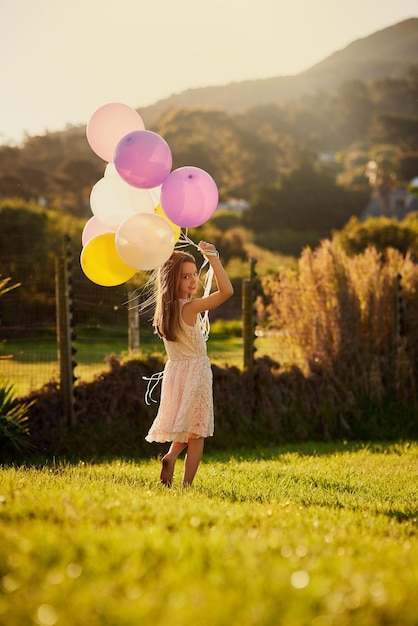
(160, 166, 219, 228)
(82, 216, 116, 246)
(86, 103, 145, 162)
(114, 130, 172, 189)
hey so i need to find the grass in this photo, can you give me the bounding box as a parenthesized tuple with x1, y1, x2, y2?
(0, 442, 417, 625)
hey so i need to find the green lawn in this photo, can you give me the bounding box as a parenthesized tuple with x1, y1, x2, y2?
(0, 442, 417, 625)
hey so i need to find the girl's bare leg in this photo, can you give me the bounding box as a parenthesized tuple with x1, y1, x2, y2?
(160, 442, 187, 485)
(182, 437, 204, 486)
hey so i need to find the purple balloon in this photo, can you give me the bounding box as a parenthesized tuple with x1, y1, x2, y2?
(160, 166, 219, 228)
(114, 130, 172, 189)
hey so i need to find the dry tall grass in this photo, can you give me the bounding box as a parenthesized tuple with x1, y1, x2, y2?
(260, 240, 418, 411)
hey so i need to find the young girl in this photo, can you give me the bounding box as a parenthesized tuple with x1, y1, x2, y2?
(145, 241, 234, 486)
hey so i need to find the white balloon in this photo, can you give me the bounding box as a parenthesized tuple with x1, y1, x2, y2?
(90, 174, 154, 229)
(116, 213, 175, 270)
(104, 162, 117, 177)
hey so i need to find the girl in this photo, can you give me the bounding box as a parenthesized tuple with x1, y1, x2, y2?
(145, 241, 234, 486)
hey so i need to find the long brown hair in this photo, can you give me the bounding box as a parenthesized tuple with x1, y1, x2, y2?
(153, 250, 196, 341)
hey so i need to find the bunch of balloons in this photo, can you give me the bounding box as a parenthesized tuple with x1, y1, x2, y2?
(80, 102, 219, 286)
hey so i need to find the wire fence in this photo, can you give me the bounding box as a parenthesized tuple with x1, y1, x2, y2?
(0, 255, 244, 396)
(5, 243, 414, 404)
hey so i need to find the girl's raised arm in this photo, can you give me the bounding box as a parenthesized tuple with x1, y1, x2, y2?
(183, 241, 234, 321)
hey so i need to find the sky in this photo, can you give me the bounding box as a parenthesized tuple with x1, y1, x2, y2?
(1, 0, 417, 146)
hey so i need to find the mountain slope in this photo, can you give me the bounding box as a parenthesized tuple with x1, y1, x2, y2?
(140, 17, 418, 124)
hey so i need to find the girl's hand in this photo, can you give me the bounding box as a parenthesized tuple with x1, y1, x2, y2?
(185, 240, 233, 316)
(198, 241, 217, 255)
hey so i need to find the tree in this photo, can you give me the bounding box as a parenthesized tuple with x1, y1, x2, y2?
(155, 108, 246, 197)
(396, 152, 418, 183)
(51, 159, 102, 216)
(244, 156, 365, 236)
(0, 199, 83, 326)
(333, 215, 418, 258)
(327, 81, 373, 146)
(368, 113, 418, 151)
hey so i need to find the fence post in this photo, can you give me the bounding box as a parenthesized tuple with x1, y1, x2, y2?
(55, 236, 76, 427)
(394, 273, 404, 342)
(242, 258, 258, 368)
(242, 279, 254, 368)
(128, 291, 140, 353)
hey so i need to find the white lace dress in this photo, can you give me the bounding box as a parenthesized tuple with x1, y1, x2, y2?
(145, 299, 214, 443)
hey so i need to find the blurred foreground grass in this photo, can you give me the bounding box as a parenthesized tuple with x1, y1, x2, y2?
(0, 442, 417, 625)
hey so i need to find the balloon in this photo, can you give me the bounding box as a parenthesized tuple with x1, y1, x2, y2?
(115, 213, 175, 271)
(114, 130, 172, 189)
(81, 216, 116, 247)
(154, 204, 181, 242)
(86, 102, 145, 162)
(160, 166, 219, 228)
(104, 162, 117, 177)
(90, 174, 154, 229)
(80, 233, 136, 286)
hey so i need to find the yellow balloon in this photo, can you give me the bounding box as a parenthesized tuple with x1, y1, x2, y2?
(80, 233, 137, 286)
(154, 204, 181, 242)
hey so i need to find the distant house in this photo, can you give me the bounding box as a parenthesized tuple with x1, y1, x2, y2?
(217, 199, 249, 212)
(361, 186, 418, 221)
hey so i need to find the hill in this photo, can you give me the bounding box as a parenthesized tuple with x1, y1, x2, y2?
(1, 18, 418, 244)
(139, 18, 418, 124)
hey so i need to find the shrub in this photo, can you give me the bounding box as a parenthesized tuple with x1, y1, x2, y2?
(259, 239, 418, 433)
(21, 352, 418, 460)
(334, 214, 418, 258)
(0, 377, 35, 460)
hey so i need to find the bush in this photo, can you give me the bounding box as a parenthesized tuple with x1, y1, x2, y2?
(259, 239, 418, 433)
(334, 214, 418, 258)
(0, 377, 35, 461)
(20, 352, 418, 460)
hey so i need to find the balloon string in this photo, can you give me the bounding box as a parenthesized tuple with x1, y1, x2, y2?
(176, 229, 199, 251)
(142, 371, 164, 405)
(176, 230, 213, 341)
